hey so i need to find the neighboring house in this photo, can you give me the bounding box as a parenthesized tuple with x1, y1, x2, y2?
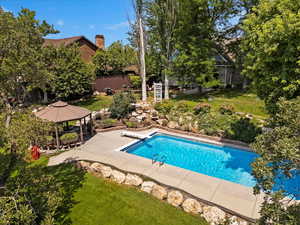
(44, 35, 138, 92)
(169, 42, 244, 92)
(43, 35, 104, 62)
(215, 51, 243, 87)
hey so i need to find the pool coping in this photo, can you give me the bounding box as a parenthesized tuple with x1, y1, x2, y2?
(48, 128, 262, 221)
(113, 129, 262, 221)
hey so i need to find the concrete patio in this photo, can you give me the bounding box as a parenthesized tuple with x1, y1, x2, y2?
(48, 129, 263, 220)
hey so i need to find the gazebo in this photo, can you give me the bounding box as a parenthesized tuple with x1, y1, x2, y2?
(35, 101, 93, 149)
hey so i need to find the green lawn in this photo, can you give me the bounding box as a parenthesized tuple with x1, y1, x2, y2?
(173, 89, 267, 119)
(27, 157, 207, 225)
(67, 174, 207, 225)
(74, 95, 113, 111)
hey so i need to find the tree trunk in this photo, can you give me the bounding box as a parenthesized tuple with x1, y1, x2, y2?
(139, 17, 147, 102)
(42, 88, 48, 103)
(164, 73, 169, 100)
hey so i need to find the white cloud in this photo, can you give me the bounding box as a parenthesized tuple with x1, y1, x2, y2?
(57, 19, 64, 26)
(89, 24, 95, 29)
(1, 7, 12, 12)
(106, 21, 129, 30)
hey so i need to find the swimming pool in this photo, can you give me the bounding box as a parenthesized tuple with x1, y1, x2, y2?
(123, 133, 300, 199)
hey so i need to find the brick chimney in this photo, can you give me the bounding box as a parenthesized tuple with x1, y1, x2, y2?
(95, 35, 105, 50)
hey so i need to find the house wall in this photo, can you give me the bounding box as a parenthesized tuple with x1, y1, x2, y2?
(93, 74, 131, 92)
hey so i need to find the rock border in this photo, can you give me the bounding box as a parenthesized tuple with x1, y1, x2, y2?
(73, 160, 253, 225)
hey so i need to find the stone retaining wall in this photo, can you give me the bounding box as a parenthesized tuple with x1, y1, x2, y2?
(74, 160, 253, 225)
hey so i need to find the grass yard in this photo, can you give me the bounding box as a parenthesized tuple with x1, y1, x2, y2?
(74, 95, 113, 111)
(68, 173, 207, 225)
(26, 156, 207, 225)
(173, 89, 267, 119)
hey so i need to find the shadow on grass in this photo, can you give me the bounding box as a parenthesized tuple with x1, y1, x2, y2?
(5, 159, 85, 225)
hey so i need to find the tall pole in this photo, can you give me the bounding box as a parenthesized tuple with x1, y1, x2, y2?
(139, 14, 147, 102)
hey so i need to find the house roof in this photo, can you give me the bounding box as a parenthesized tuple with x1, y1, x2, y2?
(34, 101, 91, 123)
(43, 36, 98, 50)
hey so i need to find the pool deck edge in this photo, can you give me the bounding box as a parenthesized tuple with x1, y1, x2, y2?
(48, 128, 262, 222)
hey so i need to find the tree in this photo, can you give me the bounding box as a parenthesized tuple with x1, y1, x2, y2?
(146, 0, 178, 100)
(44, 45, 94, 100)
(132, 0, 147, 101)
(242, 0, 300, 113)
(93, 41, 137, 76)
(0, 8, 57, 126)
(251, 98, 300, 225)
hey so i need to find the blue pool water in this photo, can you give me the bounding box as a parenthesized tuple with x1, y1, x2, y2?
(125, 133, 300, 199)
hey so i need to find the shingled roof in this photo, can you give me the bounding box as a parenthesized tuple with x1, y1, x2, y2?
(43, 36, 98, 50)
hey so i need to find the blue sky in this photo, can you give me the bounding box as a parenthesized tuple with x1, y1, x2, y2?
(0, 0, 134, 46)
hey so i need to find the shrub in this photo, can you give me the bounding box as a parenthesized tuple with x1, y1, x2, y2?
(60, 132, 78, 144)
(129, 75, 142, 89)
(197, 113, 236, 137)
(173, 100, 192, 113)
(154, 100, 174, 114)
(228, 118, 262, 143)
(194, 103, 211, 114)
(219, 104, 234, 115)
(110, 91, 136, 119)
(99, 119, 117, 128)
(125, 121, 138, 128)
(45, 135, 54, 144)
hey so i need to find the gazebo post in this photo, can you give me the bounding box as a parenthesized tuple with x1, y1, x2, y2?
(79, 119, 84, 143)
(55, 125, 60, 149)
(83, 117, 87, 134)
(89, 113, 93, 135)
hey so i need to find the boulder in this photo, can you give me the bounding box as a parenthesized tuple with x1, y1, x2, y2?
(167, 190, 184, 207)
(202, 206, 226, 225)
(182, 198, 202, 214)
(90, 162, 103, 172)
(77, 161, 91, 170)
(151, 184, 168, 200)
(132, 111, 138, 117)
(141, 181, 156, 193)
(125, 174, 143, 186)
(167, 121, 179, 129)
(137, 110, 143, 114)
(129, 117, 138, 122)
(111, 170, 126, 184)
(99, 165, 112, 178)
(157, 119, 168, 126)
(229, 216, 248, 225)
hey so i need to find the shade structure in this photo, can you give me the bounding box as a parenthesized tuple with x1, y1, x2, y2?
(35, 101, 91, 123)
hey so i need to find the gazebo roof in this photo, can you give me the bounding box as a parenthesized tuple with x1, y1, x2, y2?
(35, 101, 91, 123)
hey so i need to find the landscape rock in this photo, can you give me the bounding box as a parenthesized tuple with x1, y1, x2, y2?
(99, 165, 112, 178)
(182, 198, 202, 214)
(90, 162, 103, 172)
(167, 190, 184, 207)
(125, 174, 143, 186)
(157, 119, 168, 126)
(131, 111, 138, 117)
(167, 121, 179, 129)
(151, 184, 168, 200)
(111, 170, 126, 184)
(202, 206, 226, 225)
(229, 216, 248, 225)
(141, 181, 156, 193)
(129, 117, 138, 122)
(77, 161, 91, 170)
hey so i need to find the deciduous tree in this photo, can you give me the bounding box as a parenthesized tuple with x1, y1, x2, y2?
(251, 98, 300, 225)
(242, 0, 300, 113)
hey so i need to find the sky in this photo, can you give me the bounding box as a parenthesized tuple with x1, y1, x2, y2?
(0, 0, 134, 47)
